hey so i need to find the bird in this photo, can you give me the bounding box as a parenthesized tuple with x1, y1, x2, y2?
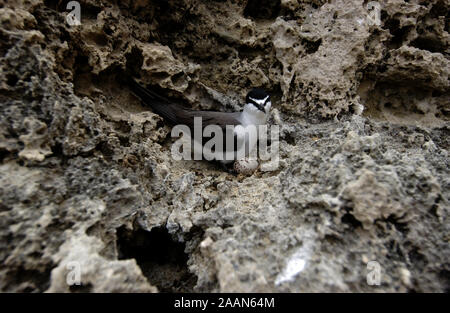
(127, 78, 272, 167)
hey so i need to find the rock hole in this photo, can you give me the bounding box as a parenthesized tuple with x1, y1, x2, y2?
(341, 211, 362, 229)
(116, 226, 197, 293)
(125, 46, 144, 76)
(82, 4, 102, 20)
(410, 36, 444, 53)
(383, 18, 411, 49)
(89, 32, 109, 47)
(302, 38, 322, 54)
(73, 54, 92, 96)
(430, 0, 448, 18)
(69, 283, 93, 293)
(244, 0, 281, 20)
(6, 74, 18, 86)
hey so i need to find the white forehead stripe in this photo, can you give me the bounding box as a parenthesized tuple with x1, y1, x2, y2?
(249, 96, 269, 105)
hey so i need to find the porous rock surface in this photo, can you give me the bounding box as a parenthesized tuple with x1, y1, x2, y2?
(0, 0, 448, 292)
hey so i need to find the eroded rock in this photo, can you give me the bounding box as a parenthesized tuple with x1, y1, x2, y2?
(0, 0, 448, 293)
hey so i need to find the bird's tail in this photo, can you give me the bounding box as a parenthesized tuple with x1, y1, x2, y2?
(127, 77, 179, 124)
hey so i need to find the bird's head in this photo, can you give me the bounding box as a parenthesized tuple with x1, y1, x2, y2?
(245, 88, 272, 116)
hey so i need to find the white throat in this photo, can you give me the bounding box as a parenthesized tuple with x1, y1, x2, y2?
(240, 103, 268, 126)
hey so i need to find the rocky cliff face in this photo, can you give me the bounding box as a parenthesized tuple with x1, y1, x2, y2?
(0, 0, 448, 292)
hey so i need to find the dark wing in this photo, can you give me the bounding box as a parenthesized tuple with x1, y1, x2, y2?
(128, 78, 242, 130)
(128, 77, 180, 124)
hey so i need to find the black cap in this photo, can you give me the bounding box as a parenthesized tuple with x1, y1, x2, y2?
(246, 88, 269, 103)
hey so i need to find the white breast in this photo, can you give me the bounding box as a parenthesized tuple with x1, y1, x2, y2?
(239, 105, 268, 127)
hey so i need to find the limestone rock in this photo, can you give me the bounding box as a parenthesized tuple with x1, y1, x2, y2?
(0, 0, 448, 293)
